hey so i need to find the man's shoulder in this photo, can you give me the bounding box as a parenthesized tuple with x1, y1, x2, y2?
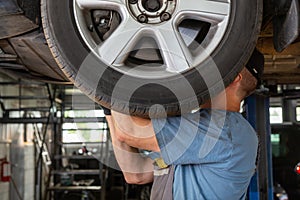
(225, 111, 253, 127)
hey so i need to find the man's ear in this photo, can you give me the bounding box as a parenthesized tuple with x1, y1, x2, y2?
(231, 73, 242, 85)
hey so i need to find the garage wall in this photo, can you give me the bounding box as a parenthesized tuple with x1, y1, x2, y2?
(1, 125, 35, 200)
(0, 129, 9, 200)
(0, 73, 14, 200)
(0, 73, 36, 200)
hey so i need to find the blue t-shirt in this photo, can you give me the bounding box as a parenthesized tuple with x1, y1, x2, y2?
(152, 109, 258, 200)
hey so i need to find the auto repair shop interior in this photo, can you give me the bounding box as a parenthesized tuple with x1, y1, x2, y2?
(0, 0, 300, 200)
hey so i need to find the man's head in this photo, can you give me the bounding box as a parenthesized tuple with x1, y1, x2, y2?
(237, 48, 264, 99)
(202, 48, 264, 111)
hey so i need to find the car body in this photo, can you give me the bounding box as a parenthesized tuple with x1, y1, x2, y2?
(0, 0, 299, 83)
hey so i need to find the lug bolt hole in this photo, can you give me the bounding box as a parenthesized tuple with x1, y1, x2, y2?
(129, 0, 138, 4)
(160, 12, 171, 22)
(137, 14, 148, 23)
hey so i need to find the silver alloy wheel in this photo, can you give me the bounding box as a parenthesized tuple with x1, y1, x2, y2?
(73, 0, 231, 78)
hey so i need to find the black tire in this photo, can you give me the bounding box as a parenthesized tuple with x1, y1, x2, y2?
(42, 0, 263, 117)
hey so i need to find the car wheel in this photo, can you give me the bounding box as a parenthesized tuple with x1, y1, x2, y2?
(42, 0, 262, 117)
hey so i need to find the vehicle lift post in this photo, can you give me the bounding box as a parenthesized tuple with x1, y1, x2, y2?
(245, 94, 274, 200)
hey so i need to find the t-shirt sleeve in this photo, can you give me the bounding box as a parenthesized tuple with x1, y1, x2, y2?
(151, 112, 233, 165)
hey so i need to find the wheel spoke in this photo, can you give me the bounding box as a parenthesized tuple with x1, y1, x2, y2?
(177, 0, 230, 21)
(97, 17, 142, 66)
(155, 22, 192, 72)
(76, 0, 126, 10)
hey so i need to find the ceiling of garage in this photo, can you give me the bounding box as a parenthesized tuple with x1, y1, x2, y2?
(258, 38, 300, 85)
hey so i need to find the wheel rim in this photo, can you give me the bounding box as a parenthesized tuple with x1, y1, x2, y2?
(73, 0, 231, 78)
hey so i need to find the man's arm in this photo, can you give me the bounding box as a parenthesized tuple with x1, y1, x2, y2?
(111, 111, 160, 152)
(106, 115, 154, 184)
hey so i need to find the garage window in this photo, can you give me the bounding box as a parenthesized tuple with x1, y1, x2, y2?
(271, 133, 281, 157)
(270, 107, 283, 124)
(63, 110, 108, 143)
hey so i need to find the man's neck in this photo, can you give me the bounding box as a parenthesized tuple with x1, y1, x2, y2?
(201, 91, 241, 112)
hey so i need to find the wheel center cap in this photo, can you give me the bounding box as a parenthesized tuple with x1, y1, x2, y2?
(128, 0, 176, 24)
(143, 0, 161, 12)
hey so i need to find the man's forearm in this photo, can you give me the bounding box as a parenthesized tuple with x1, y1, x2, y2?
(106, 116, 154, 184)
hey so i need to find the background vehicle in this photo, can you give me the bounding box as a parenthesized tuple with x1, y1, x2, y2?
(274, 182, 289, 200)
(272, 124, 300, 199)
(0, 0, 299, 116)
